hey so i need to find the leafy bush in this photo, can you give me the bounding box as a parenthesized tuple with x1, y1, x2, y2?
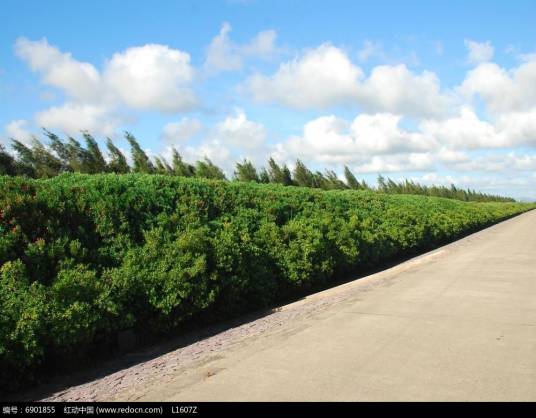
(0, 173, 533, 391)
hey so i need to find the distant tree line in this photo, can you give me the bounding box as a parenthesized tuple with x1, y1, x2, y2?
(0, 130, 514, 202)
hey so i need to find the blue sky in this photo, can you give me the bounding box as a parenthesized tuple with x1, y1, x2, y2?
(2, 0, 536, 199)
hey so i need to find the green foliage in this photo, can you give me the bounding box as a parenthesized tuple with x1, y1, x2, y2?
(171, 148, 195, 177)
(82, 132, 107, 173)
(318, 170, 347, 190)
(0, 145, 18, 176)
(106, 138, 130, 174)
(108, 226, 214, 330)
(258, 168, 270, 183)
(376, 175, 515, 202)
(267, 157, 293, 186)
(12, 138, 63, 178)
(0, 173, 532, 391)
(234, 159, 259, 182)
(0, 260, 48, 386)
(154, 157, 173, 175)
(125, 132, 154, 174)
(293, 159, 316, 188)
(195, 158, 226, 180)
(3, 129, 516, 203)
(344, 166, 361, 190)
(60, 137, 88, 173)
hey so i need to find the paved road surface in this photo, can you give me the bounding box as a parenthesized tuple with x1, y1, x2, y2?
(40, 210, 536, 401)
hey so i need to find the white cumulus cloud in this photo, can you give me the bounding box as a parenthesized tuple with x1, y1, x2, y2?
(441, 152, 536, 173)
(213, 109, 266, 149)
(204, 22, 279, 74)
(245, 44, 449, 117)
(35, 103, 124, 137)
(420, 106, 536, 150)
(181, 139, 232, 171)
(353, 153, 435, 173)
(420, 107, 499, 149)
(14, 38, 200, 136)
(15, 37, 101, 102)
(356, 64, 449, 118)
(3, 119, 34, 145)
(104, 44, 198, 112)
(161, 118, 203, 143)
(459, 58, 536, 114)
(246, 44, 363, 109)
(280, 113, 435, 165)
(464, 39, 495, 64)
(163, 110, 268, 174)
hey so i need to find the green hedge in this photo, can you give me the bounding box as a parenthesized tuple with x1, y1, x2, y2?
(0, 174, 533, 391)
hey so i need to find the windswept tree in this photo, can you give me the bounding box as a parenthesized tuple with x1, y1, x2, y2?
(195, 157, 226, 180)
(234, 159, 259, 182)
(293, 159, 316, 188)
(154, 157, 173, 175)
(0, 144, 19, 176)
(46, 132, 93, 173)
(106, 138, 130, 173)
(11, 139, 35, 168)
(267, 157, 283, 183)
(171, 148, 195, 177)
(32, 140, 64, 178)
(2, 143, 35, 177)
(12, 139, 63, 178)
(374, 175, 514, 202)
(344, 166, 361, 190)
(323, 170, 347, 190)
(258, 168, 270, 183)
(267, 157, 293, 185)
(377, 174, 387, 192)
(313, 171, 327, 189)
(65, 137, 90, 172)
(44, 129, 72, 173)
(82, 131, 107, 173)
(1, 129, 516, 202)
(154, 157, 165, 174)
(125, 132, 154, 174)
(281, 165, 293, 186)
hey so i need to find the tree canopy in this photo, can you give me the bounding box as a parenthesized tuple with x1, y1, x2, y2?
(1, 129, 516, 203)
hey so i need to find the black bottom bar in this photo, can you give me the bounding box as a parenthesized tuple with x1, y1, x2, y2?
(0, 401, 535, 417)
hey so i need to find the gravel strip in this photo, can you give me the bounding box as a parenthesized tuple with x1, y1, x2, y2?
(36, 287, 356, 401)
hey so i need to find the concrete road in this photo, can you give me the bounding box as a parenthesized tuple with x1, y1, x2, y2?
(147, 210, 536, 401)
(41, 210, 536, 402)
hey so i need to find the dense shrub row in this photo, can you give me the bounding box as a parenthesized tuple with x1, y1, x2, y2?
(0, 173, 533, 391)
